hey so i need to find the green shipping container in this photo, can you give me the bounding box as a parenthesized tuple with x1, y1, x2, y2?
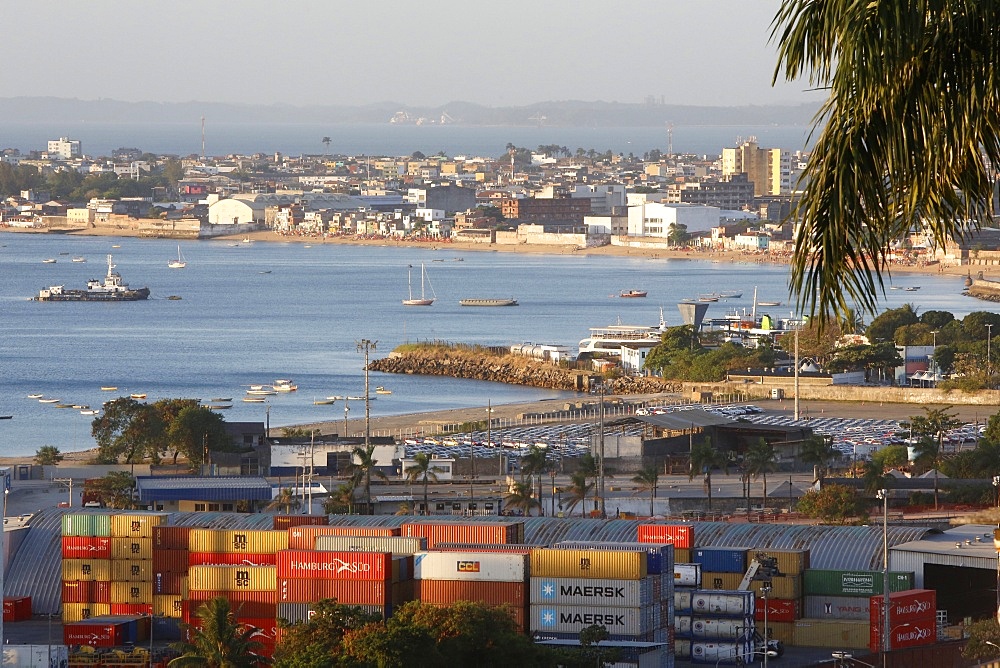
(62, 514, 111, 537)
(803, 570, 913, 597)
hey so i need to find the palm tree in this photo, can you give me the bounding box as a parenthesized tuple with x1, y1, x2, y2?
(520, 445, 549, 515)
(406, 453, 442, 515)
(321, 136, 331, 158)
(265, 487, 300, 514)
(772, 2, 1000, 321)
(323, 483, 356, 515)
(350, 444, 387, 514)
(504, 481, 541, 516)
(578, 452, 599, 513)
(689, 438, 728, 510)
(798, 434, 838, 479)
(631, 466, 659, 517)
(745, 439, 778, 509)
(563, 470, 594, 517)
(910, 406, 961, 509)
(169, 597, 268, 667)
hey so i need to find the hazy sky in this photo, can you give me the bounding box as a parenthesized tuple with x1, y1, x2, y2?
(6, 2, 824, 108)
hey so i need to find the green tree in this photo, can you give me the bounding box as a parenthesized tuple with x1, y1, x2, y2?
(350, 444, 388, 515)
(631, 465, 659, 517)
(689, 438, 728, 510)
(170, 596, 269, 667)
(745, 439, 778, 509)
(273, 598, 378, 668)
(577, 624, 622, 667)
(796, 484, 870, 524)
(773, 2, 1000, 319)
(406, 453, 442, 516)
(910, 406, 961, 509)
(667, 223, 690, 246)
(85, 471, 137, 509)
(871, 445, 908, 471)
(519, 445, 549, 515)
(865, 306, 920, 345)
(91, 398, 165, 467)
(797, 434, 837, 478)
(563, 470, 594, 517)
(165, 403, 232, 467)
(323, 483, 357, 515)
(962, 618, 1000, 662)
(920, 310, 955, 331)
(504, 481, 541, 516)
(34, 445, 63, 466)
(861, 461, 891, 496)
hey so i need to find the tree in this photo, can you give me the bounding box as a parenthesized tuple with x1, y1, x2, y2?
(504, 481, 541, 516)
(796, 484, 870, 524)
(689, 438, 728, 510)
(667, 223, 689, 246)
(85, 471, 136, 509)
(519, 445, 549, 515)
(273, 599, 378, 668)
(797, 435, 836, 479)
(170, 596, 269, 667)
(631, 466, 659, 517)
(563, 470, 594, 517)
(773, 2, 1000, 320)
(871, 445, 908, 471)
(910, 406, 961, 509)
(34, 445, 63, 466)
(577, 624, 622, 668)
(266, 488, 301, 514)
(321, 136, 331, 158)
(323, 483, 357, 515)
(91, 398, 165, 466)
(164, 403, 232, 467)
(745, 439, 778, 509)
(406, 453, 442, 515)
(963, 618, 1000, 662)
(865, 306, 920, 345)
(351, 444, 388, 514)
(577, 453, 599, 513)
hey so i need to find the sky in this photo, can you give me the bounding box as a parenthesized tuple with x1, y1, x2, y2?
(5, 2, 825, 109)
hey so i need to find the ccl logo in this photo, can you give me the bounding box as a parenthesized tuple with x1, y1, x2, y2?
(457, 561, 480, 573)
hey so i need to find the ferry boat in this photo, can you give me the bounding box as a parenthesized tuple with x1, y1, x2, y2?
(34, 255, 149, 302)
(578, 310, 669, 356)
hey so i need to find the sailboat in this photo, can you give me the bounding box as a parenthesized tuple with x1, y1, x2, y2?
(168, 246, 187, 269)
(402, 263, 436, 306)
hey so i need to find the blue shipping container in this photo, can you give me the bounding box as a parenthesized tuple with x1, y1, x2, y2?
(693, 548, 747, 574)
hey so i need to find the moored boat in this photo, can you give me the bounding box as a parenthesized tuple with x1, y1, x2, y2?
(27, 394, 43, 399)
(375, 386, 392, 395)
(130, 393, 147, 399)
(402, 263, 436, 306)
(620, 290, 648, 298)
(243, 397, 266, 403)
(39, 398, 60, 404)
(100, 386, 118, 391)
(168, 245, 187, 269)
(34, 254, 149, 302)
(459, 298, 518, 307)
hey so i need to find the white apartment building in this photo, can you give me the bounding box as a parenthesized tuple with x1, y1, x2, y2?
(626, 201, 721, 237)
(47, 137, 82, 160)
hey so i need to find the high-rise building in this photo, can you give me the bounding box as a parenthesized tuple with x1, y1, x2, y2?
(721, 139, 792, 197)
(47, 137, 82, 160)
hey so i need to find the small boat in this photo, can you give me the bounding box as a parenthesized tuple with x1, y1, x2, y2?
(72, 404, 88, 409)
(0, 415, 12, 420)
(242, 237, 252, 243)
(168, 245, 187, 269)
(205, 404, 232, 410)
(72, 257, 86, 263)
(375, 387, 392, 395)
(698, 294, 720, 302)
(620, 290, 647, 298)
(243, 397, 266, 403)
(210, 397, 232, 402)
(59, 252, 70, 255)
(39, 398, 60, 404)
(272, 379, 297, 392)
(42, 259, 56, 264)
(27, 394, 43, 399)
(890, 286, 902, 290)
(130, 393, 147, 399)
(719, 290, 743, 298)
(249, 385, 265, 391)
(166, 295, 182, 300)
(54, 403, 75, 409)
(303, 244, 312, 248)
(459, 298, 518, 307)
(347, 396, 365, 401)
(100, 386, 118, 391)
(905, 286, 921, 291)
(80, 409, 99, 415)
(259, 270, 272, 274)
(757, 301, 782, 307)
(327, 395, 343, 401)
(313, 399, 336, 405)
(112, 245, 121, 248)
(247, 389, 277, 396)
(403, 263, 436, 306)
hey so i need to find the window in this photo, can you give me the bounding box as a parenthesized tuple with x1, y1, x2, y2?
(194, 503, 206, 512)
(222, 504, 234, 512)
(208, 503, 220, 511)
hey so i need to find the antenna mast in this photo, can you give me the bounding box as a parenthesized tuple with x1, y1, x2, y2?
(201, 116, 206, 160)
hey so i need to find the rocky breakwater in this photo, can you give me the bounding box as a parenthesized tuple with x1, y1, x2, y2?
(968, 275, 1000, 303)
(369, 345, 681, 394)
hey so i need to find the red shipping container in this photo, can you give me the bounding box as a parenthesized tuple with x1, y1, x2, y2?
(111, 603, 153, 616)
(62, 581, 111, 604)
(415, 579, 525, 607)
(754, 598, 800, 623)
(152, 549, 190, 573)
(869, 613, 936, 652)
(153, 573, 186, 595)
(870, 589, 937, 626)
(188, 552, 277, 566)
(433, 544, 533, 554)
(187, 589, 277, 605)
(277, 578, 391, 605)
(183, 600, 276, 621)
(153, 526, 195, 551)
(400, 522, 522, 549)
(62, 536, 112, 559)
(3, 597, 31, 622)
(636, 524, 694, 549)
(64, 621, 124, 647)
(273, 515, 328, 530)
(276, 550, 391, 581)
(287, 525, 399, 550)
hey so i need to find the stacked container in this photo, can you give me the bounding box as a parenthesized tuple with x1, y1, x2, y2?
(749, 549, 808, 647)
(64, 616, 144, 648)
(287, 524, 400, 550)
(414, 550, 528, 632)
(400, 521, 523, 549)
(108, 513, 166, 616)
(276, 549, 404, 620)
(152, 525, 194, 622)
(689, 590, 755, 665)
(3, 597, 31, 622)
(672, 562, 701, 661)
(869, 589, 937, 653)
(637, 523, 694, 565)
(61, 514, 112, 623)
(272, 514, 328, 530)
(313, 535, 427, 556)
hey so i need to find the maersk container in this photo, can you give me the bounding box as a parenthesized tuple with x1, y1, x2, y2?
(110, 538, 153, 560)
(189, 529, 289, 554)
(62, 514, 111, 538)
(111, 559, 153, 582)
(690, 641, 752, 665)
(675, 589, 693, 612)
(693, 548, 747, 574)
(691, 590, 755, 618)
(637, 523, 694, 549)
(287, 525, 399, 550)
(110, 513, 168, 538)
(529, 604, 653, 635)
(62, 559, 112, 582)
(530, 548, 647, 580)
(189, 565, 277, 592)
(691, 616, 754, 641)
(802, 595, 870, 620)
(802, 569, 914, 597)
(674, 563, 701, 587)
(312, 535, 426, 556)
(529, 577, 653, 608)
(413, 551, 527, 582)
(551, 541, 673, 575)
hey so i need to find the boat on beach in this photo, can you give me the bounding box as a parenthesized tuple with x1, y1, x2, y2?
(402, 263, 436, 306)
(460, 298, 518, 307)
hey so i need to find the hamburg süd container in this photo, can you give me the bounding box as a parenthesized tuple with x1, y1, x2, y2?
(691, 590, 755, 618)
(413, 551, 527, 582)
(636, 523, 694, 549)
(276, 549, 392, 581)
(62, 514, 111, 538)
(61, 536, 112, 560)
(802, 570, 914, 597)
(312, 535, 426, 556)
(3, 597, 31, 622)
(189, 565, 277, 592)
(868, 612, 936, 652)
(63, 619, 125, 647)
(62, 559, 112, 582)
(754, 597, 800, 623)
(530, 548, 647, 580)
(188, 529, 289, 554)
(529, 577, 653, 608)
(693, 548, 747, 574)
(110, 512, 167, 538)
(287, 525, 399, 550)
(869, 588, 936, 625)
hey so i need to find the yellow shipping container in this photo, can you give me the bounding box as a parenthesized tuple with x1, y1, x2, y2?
(793, 619, 870, 649)
(189, 529, 289, 554)
(764, 621, 796, 646)
(529, 548, 646, 580)
(188, 565, 277, 592)
(111, 559, 154, 582)
(750, 574, 802, 600)
(674, 548, 691, 564)
(111, 581, 153, 604)
(749, 549, 809, 575)
(62, 559, 111, 582)
(700, 572, 743, 590)
(110, 513, 167, 538)
(111, 537, 153, 560)
(153, 595, 185, 618)
(63, 603, 111, 623)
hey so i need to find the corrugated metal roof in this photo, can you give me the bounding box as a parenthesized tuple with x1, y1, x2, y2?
(136, 476, 272, 501)
(634, 411, 734, 430)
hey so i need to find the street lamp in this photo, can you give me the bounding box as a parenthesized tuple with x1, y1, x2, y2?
(876, 488, 890, 668)
(930, 330, 939, 380)
(988, 324, 994, 386)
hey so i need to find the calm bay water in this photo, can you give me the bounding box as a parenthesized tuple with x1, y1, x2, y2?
(0, 233, 972, 456)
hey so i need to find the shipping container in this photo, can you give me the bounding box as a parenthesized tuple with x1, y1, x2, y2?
(110, 537, 153, 560)
(61, 580, 111, 605)
(61, 536, 112, 560)
(273, 515, 328, 530)
(3, 597, 31, 622)
(675, 638, 691, 659)
(110, 603, 152, 616)
(188, 552, 277, 567)
(765, 620, 796, 646)
(691, 591, 755, 618)
(747, 549, 809, 575)
(276, 550, 391, 581)
(287, 525, 399, 550)
(675, 563, 701, 588)
(152, 549, 190, 574)
(187, 590, 277, 606)
(551, 542, 674, 576)
(529, 577, 653, 608)
(110, 513, 167, 538)
(529, 548, 646, 580)
(675, 614, 692, 637)
(153, 525, 194, 551)
(189, 565, 277, 592)
(185, 597, 276, 618)
(416, 578, 525, 607)
(691, 616, 754, 641)
(803, 595, 870, 621)
(793, 618, 870, 649)
(869, 612, 937, 652)
(414, 551, 527, 582)
(400, 522, 522, 548)
(870, 589, 936, 625)
(153, 594, 185, 618)
(393, 555, 413, 583)
(675, 548, 691, 564)
(529, 604, 654, 635)
(62, 559, 111, 582)
(62, 514, 111, 538)
(690, 641, 752, 665)
(2, 645, 70, 668)
(152, 616, 183, 641)
(277, 577, 392, 606)
(110, 582, 153, 605)
(277, 602, 389, 624)
(700, 572, 743, 591)
(312, 535, 427, 556)
(803, 570, 914, 597)
(748, 575, 802, 600)
(62, 603, 111, 623)
(432, 543, 533, 554)
(63, 620, 124, 646)
(637, 524, 694, 549)
(111, 559, 153, 583)
(189, 529, 289, 554)
(754, 598, 800, 623)
(153, 572, 187, 596)
(675, 589, 693, 613)
(693, 548, 747, 574)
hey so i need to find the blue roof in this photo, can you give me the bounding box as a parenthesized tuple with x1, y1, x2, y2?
(136, 476, 272, 502)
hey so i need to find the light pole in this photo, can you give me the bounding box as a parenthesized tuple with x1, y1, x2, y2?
(930, 330, 939, 381)
(985, 640, 1000, 657)
(877, 488, 890, 668)
(762, 583, 772, 668)
(357, 339, 377, 456)
(794, 324, 800, 420)
(988, 324, 994, 387)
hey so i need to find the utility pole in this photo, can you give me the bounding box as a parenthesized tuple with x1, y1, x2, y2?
(357, 339, 377, 455)
(794, 325, 800, 420)
(53, 478, 74, 507)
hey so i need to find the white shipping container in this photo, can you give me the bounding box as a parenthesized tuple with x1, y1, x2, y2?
(675, 615, 692, 636)
(2, 644, 70, 668)
(674, 563, 701, 587)
(413, 551, 527, 582)
(691, 616, 754, 640)
(691, 590, 755, 618)
(529, 577, 654, 608)
(529, 604, 654, 635)
(313, 535, 426, 555)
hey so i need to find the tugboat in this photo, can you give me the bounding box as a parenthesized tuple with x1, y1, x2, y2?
(34, 254, 150, 302)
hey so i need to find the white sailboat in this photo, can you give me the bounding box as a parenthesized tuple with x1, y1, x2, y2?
(168, 245, 187, 269)
(402, 263, 436, 306)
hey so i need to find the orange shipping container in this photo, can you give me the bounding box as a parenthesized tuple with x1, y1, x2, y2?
(111, 559, 154, 583)
(186, 591, 277, 611)
(189, 529, 288, 554)
(400, 522, 522, 549)
(415, 579, 526, 607)
(153, 572, 187, 595)
(273, 515, 328, 530)
(62, 559, 111, 582)
(636, 524, 694, 549)
(62, 580, 111, 604)
(111, 537, 153, 560)
(110, 581, 153, 604)
(287, 525, 400, 550)
(152, 549, 190, 574)
(153, 526, 195, 551)
(110, 513, 167, 538)
(189, 565, 277, 592)
(110, 603, 152, 616)
(277, 577, 392, 606)
(276, 550, 392, 581)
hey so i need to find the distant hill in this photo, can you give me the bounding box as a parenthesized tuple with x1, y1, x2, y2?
(0, 97, 822, 127)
